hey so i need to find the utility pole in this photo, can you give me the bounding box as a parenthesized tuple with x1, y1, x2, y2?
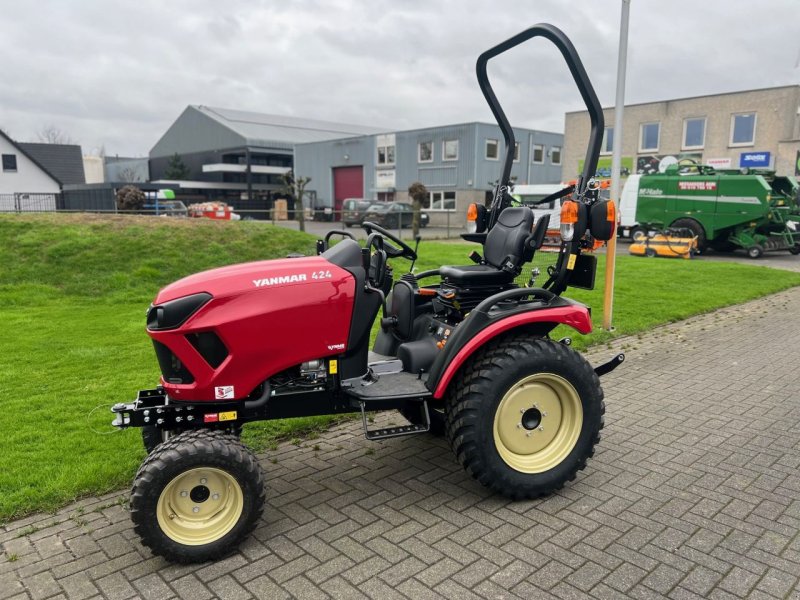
(603, 0, 631, 331)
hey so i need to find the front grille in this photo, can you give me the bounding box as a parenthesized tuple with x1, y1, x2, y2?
(186, 332, 229, 368)
(152, 341, 195, 384)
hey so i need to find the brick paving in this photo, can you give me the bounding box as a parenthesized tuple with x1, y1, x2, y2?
(4, 287, 800, 599)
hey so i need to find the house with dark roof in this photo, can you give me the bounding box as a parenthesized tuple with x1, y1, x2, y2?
(149, 105, 384, 211)
(17, 142, 86, 186)
(0, 130, 63, 211)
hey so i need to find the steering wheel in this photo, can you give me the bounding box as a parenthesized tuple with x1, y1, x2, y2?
(361, 221, 417, 260)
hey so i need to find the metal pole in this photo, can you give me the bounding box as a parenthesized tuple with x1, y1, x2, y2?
(603, 0, 630, 331)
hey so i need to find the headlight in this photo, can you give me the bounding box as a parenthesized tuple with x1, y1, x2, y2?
(147, 292, 212, 330)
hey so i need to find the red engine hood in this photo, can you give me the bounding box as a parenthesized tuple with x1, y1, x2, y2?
(155, 257, 336, 303)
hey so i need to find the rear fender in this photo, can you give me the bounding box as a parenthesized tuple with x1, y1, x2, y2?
(427, 290, 592, 399)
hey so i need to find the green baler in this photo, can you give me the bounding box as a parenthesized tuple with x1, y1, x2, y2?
(631, 163, 800, 258)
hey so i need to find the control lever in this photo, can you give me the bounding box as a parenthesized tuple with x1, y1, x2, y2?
(408, 235, 422, 272)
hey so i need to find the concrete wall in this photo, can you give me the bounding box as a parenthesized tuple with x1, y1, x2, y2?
(0, 135, 60, 195)
(563, 86, 800, 180)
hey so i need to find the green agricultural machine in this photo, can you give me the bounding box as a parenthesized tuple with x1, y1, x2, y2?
(626, 162, 800, 258)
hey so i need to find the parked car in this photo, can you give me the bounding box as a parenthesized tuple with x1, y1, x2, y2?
(342, 199, 371, 227)
(362, 202, 429, 229)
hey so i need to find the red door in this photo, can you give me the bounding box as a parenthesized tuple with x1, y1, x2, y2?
(333, 166, 363, 220)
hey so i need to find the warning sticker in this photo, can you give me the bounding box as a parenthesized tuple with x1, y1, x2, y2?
(219, 411, 237, 422)
(215, 386, 235, 400)
(567, 254, 577, 270)
(329, 360, 338, 375)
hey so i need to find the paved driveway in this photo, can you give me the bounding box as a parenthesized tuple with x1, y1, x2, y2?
(3, 288, 800, 599)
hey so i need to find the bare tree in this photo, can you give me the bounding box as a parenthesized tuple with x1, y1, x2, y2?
(117, 167, 141, 183)
(279, 170, 312, 233)
(37, 125, 75, 145)
(408, 181, 428, 238)
(116, 185, 145, 212)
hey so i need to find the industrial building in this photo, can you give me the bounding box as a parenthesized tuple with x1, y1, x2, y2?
(149, 106, 383, 213)
(563, 85, 800, 181)
(294, 123, 563, 226)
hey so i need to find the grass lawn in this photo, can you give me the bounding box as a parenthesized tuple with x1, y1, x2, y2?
(2, 213, 799, 521)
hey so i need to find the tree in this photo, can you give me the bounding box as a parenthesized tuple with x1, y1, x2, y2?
(116, 185, 145, 212)
(164, 153, 190, 180)
(279, 170, 312, 233)
(37, 125, 75, 145)
(408, 181, 428, 238)
(117, 167, 141, 183)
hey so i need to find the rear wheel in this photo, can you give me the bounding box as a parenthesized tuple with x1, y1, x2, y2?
(671, 218, 706, 253)
(789, 245, 800, 256)
(445, 334, 604, 499)
(130, 429, 265, 563)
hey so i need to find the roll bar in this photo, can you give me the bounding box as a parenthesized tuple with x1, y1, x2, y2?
(477, 24, 604, 227)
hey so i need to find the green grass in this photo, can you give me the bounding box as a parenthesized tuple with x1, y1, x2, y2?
(2, 213, 800, 521)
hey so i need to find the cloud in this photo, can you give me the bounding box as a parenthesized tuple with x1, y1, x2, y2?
(0, 0, 796, 156)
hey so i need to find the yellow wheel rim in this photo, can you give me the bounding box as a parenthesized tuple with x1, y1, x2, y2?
(156, 467, 244, 545)
(493, 373, 583, 473)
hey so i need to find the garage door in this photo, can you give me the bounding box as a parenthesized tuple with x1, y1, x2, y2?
(333, 166, 363, 220)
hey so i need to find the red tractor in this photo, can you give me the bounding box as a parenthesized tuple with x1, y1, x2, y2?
(112, 24, 623, 563)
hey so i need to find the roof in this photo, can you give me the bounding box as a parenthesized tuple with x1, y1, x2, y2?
(0, 130, 62, 186)
(565, 84, 800, 115)
(194, 106, 386, 146)
(18, 142, 85, 185)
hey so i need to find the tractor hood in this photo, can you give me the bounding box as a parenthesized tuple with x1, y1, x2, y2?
(154, 256, 349, 304)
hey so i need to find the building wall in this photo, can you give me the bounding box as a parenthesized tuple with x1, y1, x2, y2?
(563, 86, 800, 181)
(0, 135, 60, 195)
(295, 123, 564, 225)
(150, 107, 246, 159)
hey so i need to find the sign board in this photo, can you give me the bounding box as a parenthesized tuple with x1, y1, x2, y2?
(376, 169, 396, 189)
(705, 157, 732, 169)
(739, 151, 771, 168)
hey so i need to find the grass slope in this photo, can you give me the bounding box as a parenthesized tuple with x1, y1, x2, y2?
(2, 213, 799, 521)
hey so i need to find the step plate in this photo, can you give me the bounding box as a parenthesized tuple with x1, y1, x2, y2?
(360, 401, 430, 440)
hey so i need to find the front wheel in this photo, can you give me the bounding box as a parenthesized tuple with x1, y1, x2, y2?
(747, 244, 764, 259)
(445, 334, 604, 499)
(130, 429, 265, 563)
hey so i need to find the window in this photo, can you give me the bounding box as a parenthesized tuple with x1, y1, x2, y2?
(1, 154, 17, 172)
(443, 140, 459, 161)
(424, 190, 456, 211)
(513, 142, 520, 162)
(532, 144, 544, 163)
(601, 127, 614, 154)
(485, 139, 499, 160)
(377, 144, 395, 165)
(418, 141, 433, 163)
(639, 122, 660, 152)
(551, 146, 562, 165)
(730, 113, 756, 146)
(682, 117, 706, 150)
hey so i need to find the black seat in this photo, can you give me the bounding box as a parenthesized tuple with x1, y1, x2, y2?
(439, 207, 534, 285)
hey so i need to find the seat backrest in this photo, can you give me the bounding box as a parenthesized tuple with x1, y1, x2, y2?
(483, 206, 534, 269)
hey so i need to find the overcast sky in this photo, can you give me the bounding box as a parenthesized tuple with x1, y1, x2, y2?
(1, 0, 797, 157)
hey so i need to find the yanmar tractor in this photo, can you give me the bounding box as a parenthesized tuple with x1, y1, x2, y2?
(112, 24, 624, 563)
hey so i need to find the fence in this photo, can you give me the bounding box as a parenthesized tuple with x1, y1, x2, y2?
(0, 193, 59, 212)
(0, 199, 470, 240)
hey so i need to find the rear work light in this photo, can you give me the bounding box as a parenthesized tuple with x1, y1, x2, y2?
(560, 200, 579, 241)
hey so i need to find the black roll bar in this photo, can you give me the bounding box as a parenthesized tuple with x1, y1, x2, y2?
(476, 23, 604, 227)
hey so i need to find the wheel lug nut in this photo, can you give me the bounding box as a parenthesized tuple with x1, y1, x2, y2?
(212, 493, 220, 500)
(192, 506, 200, 513)
(180, 491, 188, 497)
(538, 426, 544, 431)
(520, 409, 525, 414)
(542, 412, 547, 417)
(200, 478, 207, 484)
(526, 432, 531, 437)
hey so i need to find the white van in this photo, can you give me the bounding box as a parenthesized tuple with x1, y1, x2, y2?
(510, 184, 564, 229)
(618, 175, 641, 238)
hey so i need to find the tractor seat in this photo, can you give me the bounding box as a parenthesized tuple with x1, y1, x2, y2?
(439, 206, 534, 286)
